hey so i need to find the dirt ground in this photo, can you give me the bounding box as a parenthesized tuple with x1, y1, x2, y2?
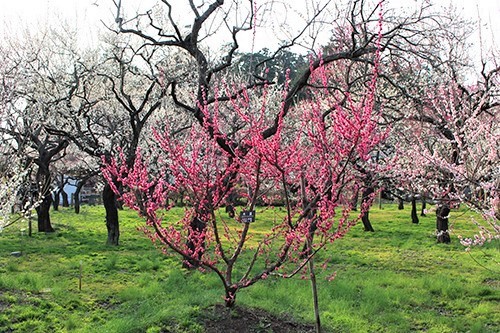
(200, 304, 316, 333)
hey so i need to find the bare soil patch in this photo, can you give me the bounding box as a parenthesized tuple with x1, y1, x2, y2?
(200, 304, 316, 333)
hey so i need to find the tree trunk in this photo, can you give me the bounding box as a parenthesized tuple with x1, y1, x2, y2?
(308, 238, 321, 333)
(361, 187, 375, 232)
(37, 194, 54, 232)
(301, 218, 318, 258)
(61, 190, 69, 207)
(436, 204, 451, 243)
(411, 196, 419, 224)
(32, 139, 67, 232)
(35, 165, 55, 232)
(224, 285, 237, 308)
(103, 183, 119, 246)
(74, 179, 87, 214)
(74, 192, 81, 214)
(398, 198, 404, 210)
(421, 196, 426, 216)
(28, 215, 32, 237)
(52, 192, 60, 211)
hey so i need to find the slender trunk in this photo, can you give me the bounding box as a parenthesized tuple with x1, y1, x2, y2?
(398, 198, 404, 210)
(74, 179, 86, 214)
(300, 218, 318, 258)
(28, 215, 32, 237)
(421, 196, 427, 216)
(308, 239, 321, 333)
(74, 191, 81, 214)
(300, 174, 318, 257)
(436, 204, 451, 243)
(103, 183, 119, 246)
(361, 187, 375, 232)
(411, 196, 419, 224)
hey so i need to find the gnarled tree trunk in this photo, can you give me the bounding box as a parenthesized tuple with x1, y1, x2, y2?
(411, 196, 419, 224)
(73, 177, 89, 214)
(37, 194, 54, 232)
(74, 187, 82, 214)
(436, 204, 451, 243)
(35, 165, 55, 232)
(361, 187, 375, 232)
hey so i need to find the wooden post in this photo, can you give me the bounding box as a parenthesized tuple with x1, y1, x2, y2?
(79, 261, 83, 291)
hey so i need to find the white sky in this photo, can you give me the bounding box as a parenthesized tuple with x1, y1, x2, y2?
(0, 0, 498, 56)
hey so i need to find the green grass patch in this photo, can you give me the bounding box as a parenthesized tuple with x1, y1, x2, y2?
(0, 204, 498, 332)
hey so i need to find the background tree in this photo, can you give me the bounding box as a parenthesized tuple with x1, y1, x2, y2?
(384, 9, 499, 242)
(0, 34, 70, 232)
(399, 73, 499, 243)
(359, 3, 498, 235)
(0, 51, 34, 229)
(40, 32, 172, 245)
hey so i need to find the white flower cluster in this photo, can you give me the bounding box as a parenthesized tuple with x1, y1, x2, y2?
(0, 162, 37, 229)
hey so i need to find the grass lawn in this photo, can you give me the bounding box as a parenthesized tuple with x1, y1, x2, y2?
(0, 203, 498, 332)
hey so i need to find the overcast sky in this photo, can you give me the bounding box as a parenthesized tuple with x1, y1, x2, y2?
(0, 0, 498, 57)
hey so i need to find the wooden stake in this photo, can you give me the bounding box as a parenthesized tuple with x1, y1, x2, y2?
(79, 261, 83, 291)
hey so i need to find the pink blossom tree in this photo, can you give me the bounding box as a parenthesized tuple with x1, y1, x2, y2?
(102, 32, 388, 310)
